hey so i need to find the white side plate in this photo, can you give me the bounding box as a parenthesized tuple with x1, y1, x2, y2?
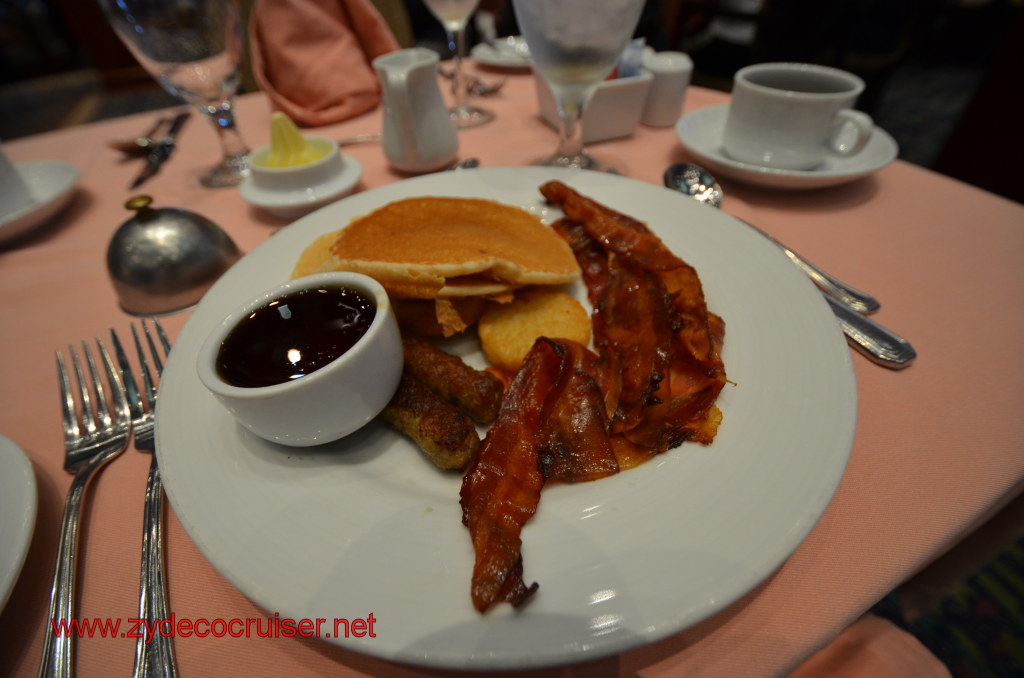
(0, 434, 38, 611)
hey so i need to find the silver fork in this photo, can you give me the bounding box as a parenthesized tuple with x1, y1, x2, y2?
(40, 339, 131, 678)
(110, 319, 177, 678)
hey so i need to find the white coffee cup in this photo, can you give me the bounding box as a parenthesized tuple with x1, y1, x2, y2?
(640, 51, 693, 127)
(722, 62, 874, 170)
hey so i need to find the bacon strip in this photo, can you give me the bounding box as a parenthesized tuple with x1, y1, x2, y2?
(541, 180, 727, 451)
(460, 184, 727, 613)
(460, 338, 618, 612)
(537, 340, 619, 483)
(460, 340, 556, 612)
(540, 180, 683, 271)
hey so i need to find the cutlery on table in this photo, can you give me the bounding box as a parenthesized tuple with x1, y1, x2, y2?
(438, 67, 507, 97)
(110, 319, 177, 678)
(130, 112, 191, 190)
(823, 294, 917, 368)
(663, 163, 917, 369)
(337, 132, 382, 147)
(108, 115, 175, 157)
(448, 158, 480, 170)
(40, 339, 132, 677)
(664, 163, 880, 314)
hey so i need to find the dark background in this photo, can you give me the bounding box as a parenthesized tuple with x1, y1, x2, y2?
(1, 0, 1021, 203)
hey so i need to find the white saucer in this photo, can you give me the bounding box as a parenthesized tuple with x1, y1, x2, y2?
(471, 36, 531, 70)
(0, 435, 37, 612)
(239, 154, 363, 219)
(0, 160, 79, 245)
(675, 104, 898, 190)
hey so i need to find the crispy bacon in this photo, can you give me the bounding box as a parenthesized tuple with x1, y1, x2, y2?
(541, 180, 726, 452)
(540, 180, 683, 271)
(552, 219, 609, 306)
(460, 338, 618, 612)
(460, 340, 555, 612)
(537, 340, 619, 483)
(461, 183, 727, 613)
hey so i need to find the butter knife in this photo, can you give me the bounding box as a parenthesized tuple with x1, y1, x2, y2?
(824, 294, 917, 369)
(738, 217, 881, 314)
(129, 111, 190, 189)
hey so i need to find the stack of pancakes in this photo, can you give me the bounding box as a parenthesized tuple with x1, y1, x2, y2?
(292, 197, 581, 336)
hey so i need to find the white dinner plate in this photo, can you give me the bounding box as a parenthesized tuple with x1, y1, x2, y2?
(156, 167, 856, 669)
(0, 434, 38, 612)
(676, 104, 899, 190)
(0, 160, 79, 246)
(470, 36, 531, 70)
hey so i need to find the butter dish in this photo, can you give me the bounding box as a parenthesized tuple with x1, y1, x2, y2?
(238, 138, 362, 219)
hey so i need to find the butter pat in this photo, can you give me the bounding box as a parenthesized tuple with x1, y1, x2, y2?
(262, 112, 327, 168)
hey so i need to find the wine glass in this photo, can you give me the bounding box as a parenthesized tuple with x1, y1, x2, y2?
(511, 0, 645, 170)
(422, 0, 495, 128)
(97, 0, 251, 188)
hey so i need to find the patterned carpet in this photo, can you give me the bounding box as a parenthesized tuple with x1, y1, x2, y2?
(875, 534, 1024, 678)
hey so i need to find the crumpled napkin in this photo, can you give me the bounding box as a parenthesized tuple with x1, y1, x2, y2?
(249, 0, 400, 126)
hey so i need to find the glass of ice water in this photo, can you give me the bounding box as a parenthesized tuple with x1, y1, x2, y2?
(98, 0, 251, 187)
(512, 0, 644, 170)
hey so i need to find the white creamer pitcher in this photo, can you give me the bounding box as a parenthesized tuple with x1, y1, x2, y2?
(373, 48, 458, 174)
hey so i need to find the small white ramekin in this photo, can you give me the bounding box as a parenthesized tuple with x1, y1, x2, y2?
(197, 272, 402, 446)
(239, 138, 363, 219)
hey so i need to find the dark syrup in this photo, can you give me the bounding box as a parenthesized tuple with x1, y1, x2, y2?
(217, 285, 376, 388)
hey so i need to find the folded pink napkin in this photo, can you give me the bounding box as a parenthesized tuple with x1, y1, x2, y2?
(249, 0, 400, 126)
(789, 614, 952, 678)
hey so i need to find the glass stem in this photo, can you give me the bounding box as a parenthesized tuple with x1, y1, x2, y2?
(554, 93, 588, 166)
(202, 99, 249, 167)
(448, 28, 469, 111)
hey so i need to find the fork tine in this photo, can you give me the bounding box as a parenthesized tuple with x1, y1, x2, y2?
(56, 350, 79, 445)
(141, 319, 164, 377)
(83, 340, 113, 431)
(151, 317, 172, 360)
(96, 337, 130, 424)
(110, 328, 144, 420)
(131, 323, 158, 411)
(70, 344, 98, 436)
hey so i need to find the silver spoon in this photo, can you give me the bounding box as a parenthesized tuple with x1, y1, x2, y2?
(664, 162, 880, 314)
(664, 162, 916, 369)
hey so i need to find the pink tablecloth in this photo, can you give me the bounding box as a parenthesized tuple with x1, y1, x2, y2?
(1, 66, 1021, 678)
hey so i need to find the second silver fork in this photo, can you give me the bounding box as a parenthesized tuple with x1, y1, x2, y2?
(111, 319, 177, 678)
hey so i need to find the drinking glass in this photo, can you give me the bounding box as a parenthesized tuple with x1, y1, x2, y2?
(98, 0, 251, 188)
(423, 0, 495, 128)
(511, 0, 645, 170)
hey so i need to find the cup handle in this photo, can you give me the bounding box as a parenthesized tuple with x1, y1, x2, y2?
(831, 109, 874, 156)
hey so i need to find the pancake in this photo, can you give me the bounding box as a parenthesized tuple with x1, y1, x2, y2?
(316, 197, 580, 296)
(291, 229, 341, 279)
(292, 196, 581, 336)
